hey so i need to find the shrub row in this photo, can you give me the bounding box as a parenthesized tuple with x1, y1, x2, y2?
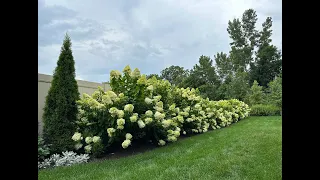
(250, 104, 280, 116)
(72, 66, 251, 156)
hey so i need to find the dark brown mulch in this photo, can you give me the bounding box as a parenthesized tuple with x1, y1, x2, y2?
(90, 135, 193, 162)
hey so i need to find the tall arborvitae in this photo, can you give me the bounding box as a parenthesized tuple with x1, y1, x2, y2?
(42, 34, 80, 153)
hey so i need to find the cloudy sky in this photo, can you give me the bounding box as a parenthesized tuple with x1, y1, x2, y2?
(38, 0, 282, 83)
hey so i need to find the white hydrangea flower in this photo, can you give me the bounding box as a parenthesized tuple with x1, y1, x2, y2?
(125, 133, 133, 140)
(92, 136, 101, 143)
(117, 125, 124, 130)
(162, 119, 172, 128)
(145, 117, 153, 124)
(84, 145, 92, 153)
(192, 129, 199, 133)
(117, 110, 125, 118)
(131, 68, 141, 78)
(117, 118, 125, 126)
(130, 115, 138, 122)
(110, 70, 122, 80)
(124, 104, 134, 113)
(118, 93, 125, 98)
(107, 128, 116, 137)
(72, 132, 83, 141)
(167, 136, 177, 142)
(137, 120, 145, 128)
(123, 65, 132, 74)
(177, 116, 184, 123)
(173, 131, 180, 137)
(85, 137, 93, 144)
(186, 118, 193, 122)
(145, 97, 153, 104)
(158, 140, 166, 146)
(122, 139, 131, 149)
(154, 107, 163, 112)
(154, 111, 165, 121)
(194, 104, 201, 110)
(153, 95, 162, 102)
(183, 106, 190, 112)
(169, 104, 176, 111)
(145, 110, 153, 117)
(155, 101, 163, 108)
(199, 111, 205, 116)
(109, 107, 119, 117)
(137, 75, 147, 85)
(74, 143, 83, 150)
(183, 131, 186, 135)
(182, 92, 188, 98)
(147, 85, 154, 91)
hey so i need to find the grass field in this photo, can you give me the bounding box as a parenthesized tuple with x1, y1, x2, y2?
(38, 116, 282, 180)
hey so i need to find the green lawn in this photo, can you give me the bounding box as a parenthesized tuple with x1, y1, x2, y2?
(38, 116, 282, 180)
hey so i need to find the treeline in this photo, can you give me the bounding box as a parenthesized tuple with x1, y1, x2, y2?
(147, 9, 282, 107)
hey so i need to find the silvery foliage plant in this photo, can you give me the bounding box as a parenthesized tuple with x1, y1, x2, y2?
(38, 151, 90, 170)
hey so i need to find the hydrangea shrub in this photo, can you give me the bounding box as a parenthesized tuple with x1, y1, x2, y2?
(72, 65, 250, 156)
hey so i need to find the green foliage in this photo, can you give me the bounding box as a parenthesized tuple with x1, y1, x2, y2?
(43, 34, 80, 154)
(249, 17, 282, 87)
(160, 65, 188, 86)
(38, 137, 50, 161)
(183, 55, 221, 100)
(227, 9, 258, 72)
(266, 77, 282, 108)
(225, 71, 250, 101)
(146, 74, 162, 80)
(250, 104, 280, 116)
(72, 66, 250, 157)
(246, 80, 265, 106)
(214, 52, 233, 82)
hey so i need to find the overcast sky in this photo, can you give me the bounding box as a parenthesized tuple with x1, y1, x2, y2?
(38, 0, 282, 83)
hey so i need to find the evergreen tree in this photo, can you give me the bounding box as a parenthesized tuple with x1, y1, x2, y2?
(246, 80, 265, 105)
(42, 34, 80, 153)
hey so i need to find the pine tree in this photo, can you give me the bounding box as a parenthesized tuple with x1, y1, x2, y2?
(42, 34, 80, 153)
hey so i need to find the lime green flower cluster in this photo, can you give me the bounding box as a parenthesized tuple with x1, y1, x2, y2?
(72, 132, 102, 153)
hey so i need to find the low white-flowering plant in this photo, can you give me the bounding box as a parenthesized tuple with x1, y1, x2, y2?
(38, 151, 90, 170)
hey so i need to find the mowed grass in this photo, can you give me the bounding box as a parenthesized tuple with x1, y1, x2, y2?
(38, 116, 282, 180)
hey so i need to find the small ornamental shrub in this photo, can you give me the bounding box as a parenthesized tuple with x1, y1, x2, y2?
(38, 151, 89, 170)
(38, 137, 50, 161)
(250, 104, 280, 116)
